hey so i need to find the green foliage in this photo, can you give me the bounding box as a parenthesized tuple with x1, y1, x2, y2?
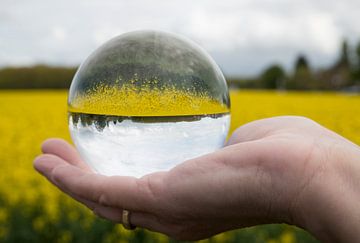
(339, 39, 350, 67)
(356, 42, 360, 64)
(260, 65, 285, 89)
(0, 65, 76, 89)
(352, 41, 360, 83)
(0, 194, 318, 243)
(295, 55, 309, 71)
(2, 38, 360, 90)
(230, 39, 360, 90)
(287, 55, 314, 90)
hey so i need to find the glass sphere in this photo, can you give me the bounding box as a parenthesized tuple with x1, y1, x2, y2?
(68, 30, 230, 178)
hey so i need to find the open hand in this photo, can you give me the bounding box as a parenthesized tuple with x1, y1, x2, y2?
(34, 116, 360, 242)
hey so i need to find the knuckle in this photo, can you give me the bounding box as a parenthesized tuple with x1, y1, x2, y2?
(98, 192, 108, 206)
(93, 177, 110, 206)
(50, 164, 67, 182)
(139, 173, 165, 209)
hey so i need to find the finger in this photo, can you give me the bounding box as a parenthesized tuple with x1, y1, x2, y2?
(34, 154, 127, 216)
(226, 116, 326, 146)
(70, 187, 166, 233)
(131, 213, 166, 232)
(41, 138, 91, 171)
(34, 154, 92, 203)
(70, 191, 128, 224)
(68, 190, 127, 221)
(76, 196, 161, 229)
(73, 192, 167, 232)
(55, 170, 155, 212)
(34, 154, 96, 207)
(93, 207, 167, 234)
(226, 118, 275, 146)
(47, 162, 157, 213)
(92, 205, 124, 222)
(34, 153, 72, 176)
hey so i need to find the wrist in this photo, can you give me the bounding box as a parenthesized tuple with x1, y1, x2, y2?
(293, 142, 360, 242)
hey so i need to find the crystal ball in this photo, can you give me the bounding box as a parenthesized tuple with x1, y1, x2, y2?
(68, 30, 231, 178)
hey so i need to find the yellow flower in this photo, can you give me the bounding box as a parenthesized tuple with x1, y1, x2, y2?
(0, 90, 358, 241)
(280, 231, 295, 243)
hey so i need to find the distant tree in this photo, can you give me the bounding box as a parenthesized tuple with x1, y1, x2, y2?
(0, 65, 77, 89)
(354, 41, 360, 83)
(315, 39, 354, 90)
(295, 55, 309, 71)
(260, 65, 286, 89)
(327, 39, 352, 88)
(287, 54, 315, 90)
(339, 39, 350, 67)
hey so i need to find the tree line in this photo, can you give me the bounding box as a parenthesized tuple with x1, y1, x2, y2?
(0, 65, 76, 89)
(229, 39, 360, 91)
(1, 40, 360, 91)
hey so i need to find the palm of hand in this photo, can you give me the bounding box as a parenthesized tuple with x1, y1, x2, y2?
(34, 116, 356, 240)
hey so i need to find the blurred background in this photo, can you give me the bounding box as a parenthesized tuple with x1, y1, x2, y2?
(1, 0, 360, 90)
(0, 0, 359, 242)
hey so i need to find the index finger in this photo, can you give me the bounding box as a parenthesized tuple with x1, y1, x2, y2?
(41, 138, 91, 171)
(50, 162, 158, 213)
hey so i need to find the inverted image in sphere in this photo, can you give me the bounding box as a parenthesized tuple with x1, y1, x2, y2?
(68, 30, 231, 178)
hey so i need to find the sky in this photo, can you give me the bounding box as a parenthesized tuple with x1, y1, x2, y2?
(1, 0, 360, 77)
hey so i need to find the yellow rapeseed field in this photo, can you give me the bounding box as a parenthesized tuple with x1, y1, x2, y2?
(0, 90, 359, 243)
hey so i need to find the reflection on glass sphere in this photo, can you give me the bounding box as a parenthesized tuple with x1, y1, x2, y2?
(68, 30, 231, 178)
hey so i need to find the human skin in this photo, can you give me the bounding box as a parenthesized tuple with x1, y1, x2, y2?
(33, 116, 360, 242)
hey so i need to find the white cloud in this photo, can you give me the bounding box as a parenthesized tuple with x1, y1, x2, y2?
(305, 13, 340, 55)
(0, 0, 359, 76)
(52, 27, 67, 41)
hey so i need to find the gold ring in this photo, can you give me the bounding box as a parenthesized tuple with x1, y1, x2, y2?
(122, 209, 136, 230)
